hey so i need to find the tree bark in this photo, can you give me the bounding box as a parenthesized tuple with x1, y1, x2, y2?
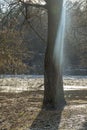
(43, 0, 66, 109)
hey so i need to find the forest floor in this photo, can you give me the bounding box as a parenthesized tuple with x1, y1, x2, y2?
(0, 75, 87, 130)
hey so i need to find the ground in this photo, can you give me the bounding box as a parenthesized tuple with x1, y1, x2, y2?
(0, 75, 87, 130)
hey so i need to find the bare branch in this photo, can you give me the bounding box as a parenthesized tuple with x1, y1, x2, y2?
(19, 0, 47, 9)
(17, 1, 47, 43)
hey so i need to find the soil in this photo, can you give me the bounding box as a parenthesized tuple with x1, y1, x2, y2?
(0, 75, 87, 130)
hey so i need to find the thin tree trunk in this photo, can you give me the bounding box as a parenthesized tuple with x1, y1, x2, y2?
(43, 0, 66, 109)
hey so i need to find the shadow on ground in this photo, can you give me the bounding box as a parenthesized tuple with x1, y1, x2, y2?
(30, 89, 87, 130)
(82, 121, 87, 130)
(79, 118, 87, 130)
(30, 106, 64, 130)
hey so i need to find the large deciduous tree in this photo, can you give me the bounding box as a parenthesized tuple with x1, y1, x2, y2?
(43, 0, 66, 109)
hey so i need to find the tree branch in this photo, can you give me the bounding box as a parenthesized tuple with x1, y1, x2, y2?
(19, 0, 47, 9)
(18, 5, 47, 43)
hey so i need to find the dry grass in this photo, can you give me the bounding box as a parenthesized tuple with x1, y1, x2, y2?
(0, 89, 87, 130)
(0, 77, 87, 130)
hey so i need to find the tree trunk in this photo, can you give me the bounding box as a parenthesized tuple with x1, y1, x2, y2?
(43, 0, 66, 109)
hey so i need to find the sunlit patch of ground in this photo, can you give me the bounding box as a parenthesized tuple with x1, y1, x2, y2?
(0, 75, 87, 93)
(0, 75, 87, 130)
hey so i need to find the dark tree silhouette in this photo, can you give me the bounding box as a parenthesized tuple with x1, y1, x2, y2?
(43, 0, 66, 109)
